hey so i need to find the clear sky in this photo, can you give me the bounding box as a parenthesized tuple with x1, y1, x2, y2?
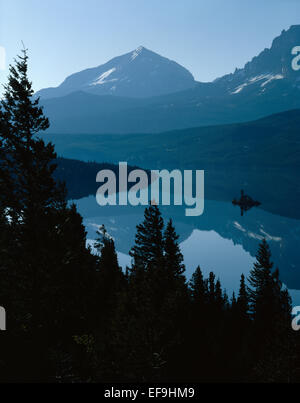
(0, 0, 300, 92)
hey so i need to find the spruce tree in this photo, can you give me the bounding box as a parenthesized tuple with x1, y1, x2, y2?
(95, 225, 123, 281)
(92, 225, 126, 378)
(231, 292, 237, 309)
(248, 240, 273, 295)
(223, 290, 229, 311)
(189, 266, 207, 307)
(163, 219, 185, 279)
(94, 224, 124, 316)
(248, 239, 293, 381)
(237, 274, 249, 320)
(248, 239, 277, 326)
(215, 279, 224, 311)
(0, 49, 58, 331)
(125, 206, 166, 379)
(129, 205, 164, 276)
(0, 50, 96, 380)
(208, 272, 216, 304)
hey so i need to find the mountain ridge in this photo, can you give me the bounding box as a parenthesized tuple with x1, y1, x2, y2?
(39, 25, 300, 133)
(44, 108, 300, 169)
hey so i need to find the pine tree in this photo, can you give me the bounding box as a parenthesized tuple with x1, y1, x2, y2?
(126, 207, 192, 381)
(0, 49, 59, 331)
(124, 206, 166, 379)
(163, 219, 185, 281)
(0, 50, 96, 380)
(129, 205, 164, 276)
(189, 266, 207, 307)
(237, 274, 249, 320)
(91, 225, 126, 379)
(248, 239, 293, 381)
(95, 225, 123, 281)
(231, 292, 237, 309)
(94, 224, 124, 315)
(223, 291, 229, 311)
(208, 272, 216, 304)
(248, 239, 275, 324)
(215, 279, 224, 310)
(0, 49, 54, 215)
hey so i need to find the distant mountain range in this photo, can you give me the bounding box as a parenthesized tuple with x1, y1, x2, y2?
(39, 25, 300, 134)
(45, 108, 300, 170)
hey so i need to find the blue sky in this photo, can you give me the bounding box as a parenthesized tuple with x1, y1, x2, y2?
(1, 0, 300, 92)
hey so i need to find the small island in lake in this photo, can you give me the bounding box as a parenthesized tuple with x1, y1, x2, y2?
(232, 190, 261, 216)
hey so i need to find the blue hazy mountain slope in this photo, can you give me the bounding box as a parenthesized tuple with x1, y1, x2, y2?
(44, 108, 300, 170)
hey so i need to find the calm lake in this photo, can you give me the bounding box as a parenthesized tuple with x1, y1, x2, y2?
(73, 194, 300, 306)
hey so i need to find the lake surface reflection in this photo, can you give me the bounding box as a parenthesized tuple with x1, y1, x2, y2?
(74, 195, 300, 305)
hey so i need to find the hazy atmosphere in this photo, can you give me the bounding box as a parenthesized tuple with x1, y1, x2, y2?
(1, 0, 300, 91)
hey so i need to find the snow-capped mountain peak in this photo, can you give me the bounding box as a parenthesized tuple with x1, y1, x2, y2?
(217, 25, 300, 96)
(130, 46, 145, 61)
(36, 46, 196, 99)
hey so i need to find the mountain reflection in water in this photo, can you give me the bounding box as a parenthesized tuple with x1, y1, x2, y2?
(74, 195, 300, 302)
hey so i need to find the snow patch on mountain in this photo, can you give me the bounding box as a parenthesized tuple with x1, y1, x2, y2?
(231, 83, 248, 94)
(231, 73, 285, 94)
(261, 74, 284, 87)
(131, 46, 144, 61)
(90, 67, 117, 86)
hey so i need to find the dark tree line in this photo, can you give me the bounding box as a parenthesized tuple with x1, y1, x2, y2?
(54, 157, 149, 200)
(0, 52, 299, 383)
